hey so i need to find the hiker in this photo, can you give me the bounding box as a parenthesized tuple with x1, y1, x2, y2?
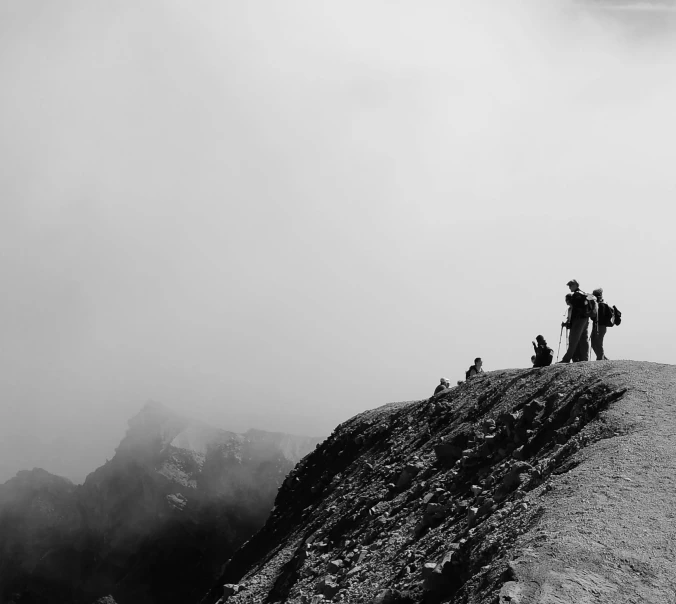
(532, 335, 553, 367)
(558, 279, 591, 363)
(466, 358, 484, 380)
(591, 287, 614, 360)
(563, 294, 584, 362)
(433, 378, 450, 396)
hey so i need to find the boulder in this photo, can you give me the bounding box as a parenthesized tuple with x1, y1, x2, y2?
(423, 544, 462, 593)
(222, 584, 241, 600)
(316, 576, 340, 598)
(372, 588, 405, 603)
(396, 464, 422, 489)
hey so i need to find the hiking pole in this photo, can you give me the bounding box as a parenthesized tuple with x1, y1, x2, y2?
(557, 310, 568, 362)
(556, 323, 564, 362)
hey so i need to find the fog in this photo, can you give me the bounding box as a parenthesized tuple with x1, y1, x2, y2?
(1, 0, 675, 483)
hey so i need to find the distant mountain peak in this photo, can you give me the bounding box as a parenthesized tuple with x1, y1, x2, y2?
(0, 400, 325, 604)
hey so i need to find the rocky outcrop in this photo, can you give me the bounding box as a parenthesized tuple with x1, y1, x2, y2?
(0, 403, 322, 604)
(201, 361, 676, 604)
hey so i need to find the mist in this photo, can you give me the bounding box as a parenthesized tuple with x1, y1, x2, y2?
(1, 0, 675, 483)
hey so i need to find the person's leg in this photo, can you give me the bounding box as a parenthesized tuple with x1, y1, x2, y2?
(560, 318, 587, 363)
(577, 319, 590, 361)
(592, 324, 607, 360)
(596, 325, 608, 361)
(574, 330, 587, 361)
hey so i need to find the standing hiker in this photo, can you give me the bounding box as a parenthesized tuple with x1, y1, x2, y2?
(590, 288, 608, 360)
(592, 287, 622, 360)
(532, 335, 553, 367)
(558, 279, 593, 364)
(466, 358, 484, 380)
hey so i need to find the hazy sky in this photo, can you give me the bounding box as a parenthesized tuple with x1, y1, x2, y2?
(2, 0, 676, 483)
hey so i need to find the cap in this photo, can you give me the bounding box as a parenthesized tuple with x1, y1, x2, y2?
(536, 335, 545, 343)
(566, 279, 579, 287)
(592, 287, 603, 296)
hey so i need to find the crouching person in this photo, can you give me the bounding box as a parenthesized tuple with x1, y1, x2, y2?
(532, 335, 553, 367)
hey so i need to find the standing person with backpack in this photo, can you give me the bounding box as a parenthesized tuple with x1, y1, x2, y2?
(558, 279, 594, 364)
(532, 335, 554, 367)
(466, 358, 484, 381)
(592, 287, 622, 360)
(591, 288, 608, 360)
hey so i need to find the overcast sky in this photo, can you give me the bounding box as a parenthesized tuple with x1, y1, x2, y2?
(1, 0, 675, 483)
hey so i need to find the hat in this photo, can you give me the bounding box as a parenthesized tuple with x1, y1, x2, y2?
(566, 279, 579, 287)
(592, 287, 603, 296)
(536, 335, 545, 343)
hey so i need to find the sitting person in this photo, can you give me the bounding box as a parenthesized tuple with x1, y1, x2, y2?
(532, 335, 553, 367)
(433, 378, 449, 396)
(466, 358, 484, 381)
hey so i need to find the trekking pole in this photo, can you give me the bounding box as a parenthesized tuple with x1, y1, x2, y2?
(556, 323, 564, 362)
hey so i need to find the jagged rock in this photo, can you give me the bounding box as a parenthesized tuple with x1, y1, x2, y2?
(423, 544, 462, 592)
(433, 443, 464, 466)
(372, 588, 404, 603)
(316, 575, 340, 598)
(396, 463, 422, 489)
(222, 584, 243, 600)
(346, 565, 362, 577)
(512, 446, 526, 460)
(422, 562, 438, 578)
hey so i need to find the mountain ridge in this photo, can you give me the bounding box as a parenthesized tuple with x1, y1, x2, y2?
(201, 361, 676, 604)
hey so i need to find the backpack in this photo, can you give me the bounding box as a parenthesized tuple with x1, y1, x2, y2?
(613, 305, 622, 326)
(578, 290, 598, 319)
(597, 302, 615, 327)
(466, 365, 483, 380)
(598, 302, 622, 327)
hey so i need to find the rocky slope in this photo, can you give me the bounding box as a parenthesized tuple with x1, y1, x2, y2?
(202, 361, 676, 604)
(0, 403, 322, 604)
